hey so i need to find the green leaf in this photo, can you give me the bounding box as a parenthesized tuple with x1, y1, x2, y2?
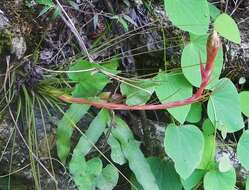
(147, 158, 182, 190)
(203, 169, 236, 190)
(111, 117, 158, 190)
(38, 6, 53, 17)
(207, 78, 244, 133)
(186, 103, 202, 123)
(36, 0, 54, 6)
(57, 60, 115, 162)
(239, 91, 249, 117)
(107, 134, 127, 165)
(111, 117, 134, 146)
(69, 151, 103, 190)
(68, 60, 97, 81)
(209, 3, 220, 19)
(181, 169, 206, 190)
(56, 104, 90, 162)
(181, 34, 223, 88)
(214, 13, 241, 44)
(72, 76, 109, 98)
(68, 59, 118, 82)
(86, 157, 103, 177)
(123, 141, 159, 190)
(52, 6, 61, 17)
(237, 130, 249, 170)
(131, 157, 182, 190)
(246, 177, 249, 190)
(112, 16, 129, 32)
(155, 72, 192, 123)
(73, 109, 110, 156)
(164, 0, 209, 35)
(164, 124, 204, 179)
(96, 165, 119, 190)
(199, 119, 216, 170)
(120, 80, 156, 106)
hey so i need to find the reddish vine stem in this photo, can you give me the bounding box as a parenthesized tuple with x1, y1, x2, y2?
(59, 31, 221, 110)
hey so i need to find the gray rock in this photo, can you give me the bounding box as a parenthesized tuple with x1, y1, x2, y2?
(11, 34, 27, 59)
(0, 10, 10, 30)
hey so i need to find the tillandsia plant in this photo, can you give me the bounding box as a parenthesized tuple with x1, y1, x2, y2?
(54, 0, 249, 190)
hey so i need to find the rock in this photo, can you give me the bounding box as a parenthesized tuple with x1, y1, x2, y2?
(11, 34, 27, 59)
(0, 9, 27, 59)
(0, 10, 10, 30)
(0, 118, 14, 153)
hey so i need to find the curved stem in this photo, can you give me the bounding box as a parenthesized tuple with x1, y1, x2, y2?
(59, 31, 221, 110)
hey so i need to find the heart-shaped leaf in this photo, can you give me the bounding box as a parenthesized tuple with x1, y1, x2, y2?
(207, 78, 244, 133)
(155, 72, 192, 123)
(120, 80, 156, 106)
(239, 91, 249, 117)
(237, 130, 249, 171)
(214, 13, 241, 44)
(181, 34, 223, 88)
(203, 169, 236, 190)
(181, 169, 206, 190)
(164, 124, 204, 179)
(186, 103, 202, 123)
(164, 0, 210, 35)
(131, 158, 182, 190)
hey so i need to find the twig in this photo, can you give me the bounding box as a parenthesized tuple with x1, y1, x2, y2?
(55, 0, 93, 62)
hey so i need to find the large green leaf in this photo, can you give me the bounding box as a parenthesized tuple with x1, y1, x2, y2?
(186, 103, 202, 123)
(155, 72, 192, 124)
(131, 157, 182, 190)
(214, 13, 241, 44)
(203, 169, 236, 190)
(199, 119, 216, 170)
(147, 158, 182, 190)
(56, 104, 90, 162)
(72, 109, 110, 156)
(96, 165, 119, 190)
(237, 130, 249, 170)
(123, 141, 159, 190)
(120, 80, 156, 106)
(181, 169, 206, 190)
(207, 78, 244, 133)
(164, 124, 204, 179)
(164, 0, 209, 35)
(181, 34, 223, 88)
(239, 91, 249, 117)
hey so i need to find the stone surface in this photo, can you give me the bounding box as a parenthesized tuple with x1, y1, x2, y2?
(11, 34, 27, 59)
(0, 10, 9, 30)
